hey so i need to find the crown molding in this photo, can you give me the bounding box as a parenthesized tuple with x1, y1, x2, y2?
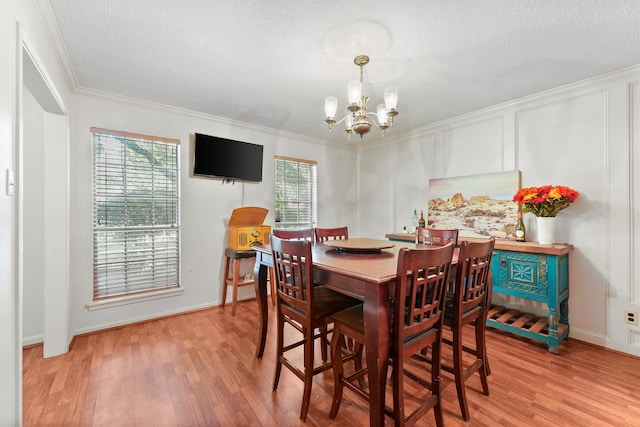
(31, 0, 78, 91)
(73, 86, 345, 148)
(354, 63, 640, 155)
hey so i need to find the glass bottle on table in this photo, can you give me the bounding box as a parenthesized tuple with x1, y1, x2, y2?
(515, 211, 526, 242)
(410, 209, 418, 233)
(418, 210, 426, 228)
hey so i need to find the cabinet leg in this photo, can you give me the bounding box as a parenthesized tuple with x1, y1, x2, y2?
(547, 312, 560, 354)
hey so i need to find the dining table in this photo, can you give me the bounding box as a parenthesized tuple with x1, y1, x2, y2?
(252, 237, 458, 427)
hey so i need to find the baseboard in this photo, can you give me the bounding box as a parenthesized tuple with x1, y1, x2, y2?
(22, 334, 43, 348)
(70, 301, 223, 342)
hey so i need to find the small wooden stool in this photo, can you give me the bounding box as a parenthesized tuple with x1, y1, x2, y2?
(222, 247, 275, 316)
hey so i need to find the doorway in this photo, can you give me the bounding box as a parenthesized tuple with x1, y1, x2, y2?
(18, 29, 69, 359)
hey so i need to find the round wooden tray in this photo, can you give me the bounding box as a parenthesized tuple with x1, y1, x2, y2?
(323, 238, 395, 253)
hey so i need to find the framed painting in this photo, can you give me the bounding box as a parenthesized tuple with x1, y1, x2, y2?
(428, 170, 521, 239)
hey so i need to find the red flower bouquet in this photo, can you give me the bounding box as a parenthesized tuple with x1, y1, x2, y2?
(513, 185, 580, 217)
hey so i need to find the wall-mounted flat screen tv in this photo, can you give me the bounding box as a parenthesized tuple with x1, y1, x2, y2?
(193, 133, 264, 182)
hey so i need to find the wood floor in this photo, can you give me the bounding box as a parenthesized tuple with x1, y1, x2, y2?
(23, 299, 640, 426)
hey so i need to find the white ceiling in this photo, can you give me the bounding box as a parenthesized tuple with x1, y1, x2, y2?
(46, 0, 640, 143)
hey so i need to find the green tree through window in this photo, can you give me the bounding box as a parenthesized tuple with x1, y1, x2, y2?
(92, 128, 180, 299)
(274, 156, 317, 230)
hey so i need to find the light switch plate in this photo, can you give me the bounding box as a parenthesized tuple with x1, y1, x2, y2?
(6, 169, 14, 196)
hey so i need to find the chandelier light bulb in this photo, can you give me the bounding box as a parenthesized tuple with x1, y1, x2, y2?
(384, 87, 398, 110)
(377, 104, 388, 126)
(345, 115, 354, 130)
(347, 80, 362, 106)
(324, 96, 338, 119)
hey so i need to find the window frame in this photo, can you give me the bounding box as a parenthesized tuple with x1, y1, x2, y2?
(90, 127, 181, 302)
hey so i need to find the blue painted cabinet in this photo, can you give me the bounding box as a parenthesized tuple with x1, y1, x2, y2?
(487, 247, 571, 354)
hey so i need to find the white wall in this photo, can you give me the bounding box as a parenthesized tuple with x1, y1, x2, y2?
(356, 65, 640, 356)
(22, 87, 45, 345)
(68, 91, 356, 335)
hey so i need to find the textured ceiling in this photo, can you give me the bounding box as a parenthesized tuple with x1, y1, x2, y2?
(47, 0, 640, 143)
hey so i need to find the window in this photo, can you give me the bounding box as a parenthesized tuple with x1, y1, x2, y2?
(274, 156, 317, 230)
(91, 127, 180, 300)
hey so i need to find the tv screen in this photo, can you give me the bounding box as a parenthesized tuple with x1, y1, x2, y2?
(193, 133, 264, 182)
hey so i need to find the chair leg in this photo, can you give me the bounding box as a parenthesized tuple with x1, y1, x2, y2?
(320, 325, 328, 362)
(221, 256, 230, 307)
(392, 355, 405, 426)
(484, 350, 492, 376)
(452, 325, 470, 421)
(231, 259, 241, 316)
(268, 267, 276, 306)
(329, 325, 345, 419)
(354, 342, 365, 389)
(300, 326, 315, 421)
(273, 311, 284, 391)
(431, 338, 445, 427)
(475, 319, 490, 395)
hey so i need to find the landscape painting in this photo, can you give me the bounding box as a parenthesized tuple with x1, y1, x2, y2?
(428, 170, 521, 239)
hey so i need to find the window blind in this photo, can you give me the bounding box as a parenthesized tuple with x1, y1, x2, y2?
(274, 156, 317, 230)
(91, 128, 180, 299)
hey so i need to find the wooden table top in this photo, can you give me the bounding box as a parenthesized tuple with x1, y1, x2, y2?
(385, 233, 574, 256)
(255, 240, 459, 285)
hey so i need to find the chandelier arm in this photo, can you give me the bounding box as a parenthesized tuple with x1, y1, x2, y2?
(330, 115, 356, 127)
(331, 114, 384, 130)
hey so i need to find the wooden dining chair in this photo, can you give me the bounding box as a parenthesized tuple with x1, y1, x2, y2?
(329, 243, 455, 427)
(416, 227, 459, 247)
(441, 237, 495, 421)
(270, 236, 360, 421)
(272, 227, 330, 359)
(415, 227, 460, 358)
(314, 226, 348, 243)
(272, 228, 314, 240)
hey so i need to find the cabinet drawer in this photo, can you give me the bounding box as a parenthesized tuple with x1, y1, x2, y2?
(494, 251, 549, 299)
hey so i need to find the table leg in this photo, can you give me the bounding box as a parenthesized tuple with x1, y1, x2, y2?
(363, 284, 390, 427)
(254, 252, 269, 358)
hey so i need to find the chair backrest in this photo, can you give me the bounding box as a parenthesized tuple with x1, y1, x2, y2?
(392, 243, 455, 354)
(270, 235, 314, 313)
(451, 238, 495, 319)
(416, 227, 459, 247)
(314, 226, 349, 243)
(272, 228, 314, 240)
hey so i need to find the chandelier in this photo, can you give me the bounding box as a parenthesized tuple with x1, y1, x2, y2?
(324, 55, 399, 141)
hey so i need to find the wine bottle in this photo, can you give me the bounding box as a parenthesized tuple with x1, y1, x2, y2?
(411, 209, 418, 233)
(418, 210, 426, 228)
(515, 211, 526, 242)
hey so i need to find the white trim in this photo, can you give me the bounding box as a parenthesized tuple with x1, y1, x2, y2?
(32, 0, 78, 90)
(15, 22, 25, 426)
(85, 287, 185, 311)
(22, 334, 44, 347)
(74, 301, 218, 337)
(357, 63, 640, 153)
(76, 86, 330, 147)
(21, 34, 66, 115)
